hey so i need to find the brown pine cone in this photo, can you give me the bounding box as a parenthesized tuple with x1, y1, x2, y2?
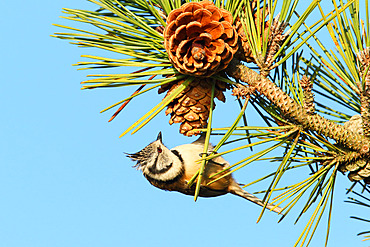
(163, 1, 238, 77)
(159, 78, 228, 136)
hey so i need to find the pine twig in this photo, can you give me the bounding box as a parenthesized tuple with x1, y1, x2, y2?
(226, 59, 370, 154)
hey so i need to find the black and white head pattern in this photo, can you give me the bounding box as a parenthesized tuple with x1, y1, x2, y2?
(127, 132, 184, 182)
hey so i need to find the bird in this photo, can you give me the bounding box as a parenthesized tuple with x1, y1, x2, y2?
(127, 132, 282, 213)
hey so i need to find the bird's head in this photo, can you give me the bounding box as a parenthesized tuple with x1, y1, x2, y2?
(127, 132, 184, 182)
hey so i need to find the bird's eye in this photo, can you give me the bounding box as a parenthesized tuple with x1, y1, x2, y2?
(157, 147, 162, 153)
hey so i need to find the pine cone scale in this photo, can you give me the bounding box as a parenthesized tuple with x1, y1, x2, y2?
(184, 110, 200, 121)
(194, 9, 212, 25)
(175, 24, 187, 40)
(191, 103, 207, 113)
(179, 95, 197, 106)
(167, 8, 184, 24)
(186, 22, 202, 38)
(183, 2, 203, 13)
(176, 12, 194, 27)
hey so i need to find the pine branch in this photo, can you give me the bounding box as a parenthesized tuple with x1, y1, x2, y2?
(226, 59, 370, 154)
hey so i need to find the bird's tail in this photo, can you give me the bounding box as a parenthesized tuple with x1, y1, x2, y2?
(229, 182, 282, 214)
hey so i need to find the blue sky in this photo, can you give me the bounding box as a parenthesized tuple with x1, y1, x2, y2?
(1, 1, 369, 247)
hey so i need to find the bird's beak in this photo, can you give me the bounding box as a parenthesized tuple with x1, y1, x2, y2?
(157, 131, 162, 142)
